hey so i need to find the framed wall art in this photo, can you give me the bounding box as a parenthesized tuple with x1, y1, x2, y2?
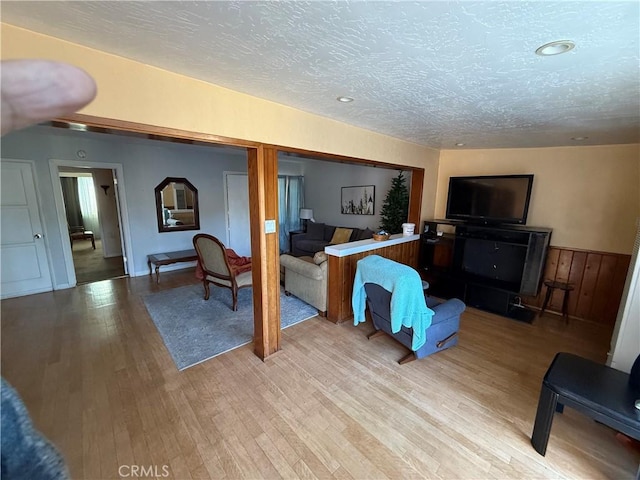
(341, 185, 375, 215)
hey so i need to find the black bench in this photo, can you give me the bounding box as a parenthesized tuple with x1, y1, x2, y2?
(531, 352, 640, 456)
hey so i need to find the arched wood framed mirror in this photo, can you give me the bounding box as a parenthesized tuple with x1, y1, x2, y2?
(154, 177, 200, 232)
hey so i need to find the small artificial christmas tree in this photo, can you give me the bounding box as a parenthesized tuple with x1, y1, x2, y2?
(379, 171, 409, 234)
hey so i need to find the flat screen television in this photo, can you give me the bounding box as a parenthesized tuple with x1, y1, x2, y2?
(446, 174, 534, 225)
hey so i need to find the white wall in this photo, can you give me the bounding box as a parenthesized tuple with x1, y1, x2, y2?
(2, 125, 248, 284)
(608, 220, 640, 373)
(300, 158, 408, 230)
(3, 125, 409, 288)
(90, 168, 122, 257)
(609, 262, 640, 373)
(277, 158, 304, 176)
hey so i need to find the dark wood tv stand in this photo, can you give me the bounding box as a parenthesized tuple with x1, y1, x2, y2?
(419, 220, 552, 322)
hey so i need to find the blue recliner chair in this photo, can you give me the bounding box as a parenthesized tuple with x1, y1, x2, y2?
(364, 283, 466, 364)
(352, 255, 465, 364)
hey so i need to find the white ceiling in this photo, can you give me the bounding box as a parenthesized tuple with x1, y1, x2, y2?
(2, 1, 639, 150)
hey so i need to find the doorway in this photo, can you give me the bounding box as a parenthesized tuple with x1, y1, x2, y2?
(59, 168, 126, 284)
(51, 159, 134, 287)
(224, 172, 251, 257)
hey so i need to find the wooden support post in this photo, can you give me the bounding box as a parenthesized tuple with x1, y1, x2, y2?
(247, 146, 281, 360)
(407, 168, 424, 227)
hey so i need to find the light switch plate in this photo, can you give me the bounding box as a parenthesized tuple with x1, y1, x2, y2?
(265, 219, 276, 234)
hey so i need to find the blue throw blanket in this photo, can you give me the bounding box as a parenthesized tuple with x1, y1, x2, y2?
(352, 255, 433, 350)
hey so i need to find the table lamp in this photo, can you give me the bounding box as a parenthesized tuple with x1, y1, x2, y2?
(299, 208, 315, 231)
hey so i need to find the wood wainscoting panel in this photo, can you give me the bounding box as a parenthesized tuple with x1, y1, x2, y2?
(524, 246, 630, 325)
(326, 239, 420, 323)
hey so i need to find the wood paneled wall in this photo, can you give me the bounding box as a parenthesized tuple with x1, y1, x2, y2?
(524, 246, 631, 326)
(326, 239, 420, 323)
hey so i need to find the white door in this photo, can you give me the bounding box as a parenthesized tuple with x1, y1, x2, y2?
(225, 173, 251, 257)
(1, 161, 53, 298)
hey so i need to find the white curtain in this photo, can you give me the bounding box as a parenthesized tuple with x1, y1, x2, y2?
(278, 176, 304, 252)
(77, 176, 100, 239)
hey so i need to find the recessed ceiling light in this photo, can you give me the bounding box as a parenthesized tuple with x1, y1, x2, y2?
(535, 40, 576, 56)
(571, 136, 588, 141)
(336, 96, 354, 103)
(455, 142, 465, 147)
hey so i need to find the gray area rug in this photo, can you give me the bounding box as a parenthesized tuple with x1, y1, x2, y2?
(143, 284, 317, 370)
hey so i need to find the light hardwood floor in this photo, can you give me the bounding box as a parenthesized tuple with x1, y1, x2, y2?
(72, 239, 126, 284)
(1, 270, 638, 479)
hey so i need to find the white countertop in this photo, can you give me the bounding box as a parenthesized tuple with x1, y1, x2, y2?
(324, 233, 420, 257)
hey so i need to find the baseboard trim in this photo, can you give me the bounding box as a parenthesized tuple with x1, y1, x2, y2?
(1, 285, 54, 299)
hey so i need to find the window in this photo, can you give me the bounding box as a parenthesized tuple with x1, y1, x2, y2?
(278, 176, 304, 252)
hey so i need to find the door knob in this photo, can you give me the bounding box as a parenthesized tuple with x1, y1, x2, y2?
(33, 233, 43, 239)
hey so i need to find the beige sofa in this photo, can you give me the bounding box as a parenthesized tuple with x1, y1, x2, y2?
(280, 253, 327, 316)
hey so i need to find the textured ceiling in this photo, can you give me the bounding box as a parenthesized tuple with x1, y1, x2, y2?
(2, 1, 639, 149)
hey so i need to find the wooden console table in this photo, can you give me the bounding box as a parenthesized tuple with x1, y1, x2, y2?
(325, 234, 420, 323)
(147, 249, 198, 283)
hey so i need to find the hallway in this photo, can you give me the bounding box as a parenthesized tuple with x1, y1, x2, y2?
(72, 238, 125, 284)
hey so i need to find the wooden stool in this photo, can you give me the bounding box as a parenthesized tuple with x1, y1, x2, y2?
(539, 280, 574, 323)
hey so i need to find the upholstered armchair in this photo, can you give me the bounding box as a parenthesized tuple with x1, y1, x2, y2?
(352, 255, 465, 364)
(193, 234, 252, 311)
(279, 252, 327, 316)
(364, 283, 465, 363)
